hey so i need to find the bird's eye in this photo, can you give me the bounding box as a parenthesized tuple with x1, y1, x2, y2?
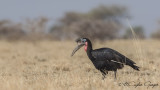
(82, 39, 86, 42)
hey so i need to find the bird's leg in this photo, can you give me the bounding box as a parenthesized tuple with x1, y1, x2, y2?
(114, 70, 117, 80)
(102, 74, 106, 80)
(100, 70, 106, 80)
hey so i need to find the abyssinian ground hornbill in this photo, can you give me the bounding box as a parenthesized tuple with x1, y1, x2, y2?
(71, 38, 140, 80)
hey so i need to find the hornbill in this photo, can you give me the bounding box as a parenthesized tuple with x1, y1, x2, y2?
(71, 38, 139, 80)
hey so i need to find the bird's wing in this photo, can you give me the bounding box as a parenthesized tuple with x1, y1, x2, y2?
(92, 48, 136, 65)
(110, 48, 136, 64)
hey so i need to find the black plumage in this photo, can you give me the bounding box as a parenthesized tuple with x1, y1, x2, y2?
(71, 38, 140, 80)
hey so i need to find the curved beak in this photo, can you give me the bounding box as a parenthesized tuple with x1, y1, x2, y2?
(71, 43, 85, 56)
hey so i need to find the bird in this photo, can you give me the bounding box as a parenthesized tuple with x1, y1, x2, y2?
(71, 38, 139, 80)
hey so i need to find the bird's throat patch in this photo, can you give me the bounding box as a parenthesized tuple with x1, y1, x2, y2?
(84, 42, 88, 52)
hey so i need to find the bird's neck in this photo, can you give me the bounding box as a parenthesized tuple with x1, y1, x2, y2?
(85, 41, 94, 60)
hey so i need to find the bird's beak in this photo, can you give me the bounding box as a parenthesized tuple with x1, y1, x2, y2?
(71, 42, 85, 56)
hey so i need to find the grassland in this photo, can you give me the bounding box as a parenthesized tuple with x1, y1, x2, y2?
(0, 40, 159, 90)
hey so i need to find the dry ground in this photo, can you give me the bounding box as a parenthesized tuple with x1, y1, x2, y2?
(0, 40, 159, 90)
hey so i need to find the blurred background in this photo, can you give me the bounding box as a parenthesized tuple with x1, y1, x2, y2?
(1, 1, 160, 89)
(0, 0, 160, 41)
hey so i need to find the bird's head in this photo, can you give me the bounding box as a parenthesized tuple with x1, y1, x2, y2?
(71, 38, 90, 56)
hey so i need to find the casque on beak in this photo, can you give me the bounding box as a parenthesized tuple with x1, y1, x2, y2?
(71, 38, 85, 56)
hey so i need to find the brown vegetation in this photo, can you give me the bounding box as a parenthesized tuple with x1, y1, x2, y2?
(151, 30, 160, 39)
(0, 40, 159, 90)
(0, 17, 52, 41)
(0, 5, 130, 41)
(123, 26, 145, 39)
(151, 20, 160, 39)
(50, 5, 129, 40)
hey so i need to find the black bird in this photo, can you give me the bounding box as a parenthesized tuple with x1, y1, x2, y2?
(71, 38, 139, 80)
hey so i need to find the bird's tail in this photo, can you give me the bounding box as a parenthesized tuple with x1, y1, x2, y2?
(126, 59, 140, 71)
(130, 64, 140, 71)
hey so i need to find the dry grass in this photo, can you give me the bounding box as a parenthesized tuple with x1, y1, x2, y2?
(0, 40, 159, 90)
